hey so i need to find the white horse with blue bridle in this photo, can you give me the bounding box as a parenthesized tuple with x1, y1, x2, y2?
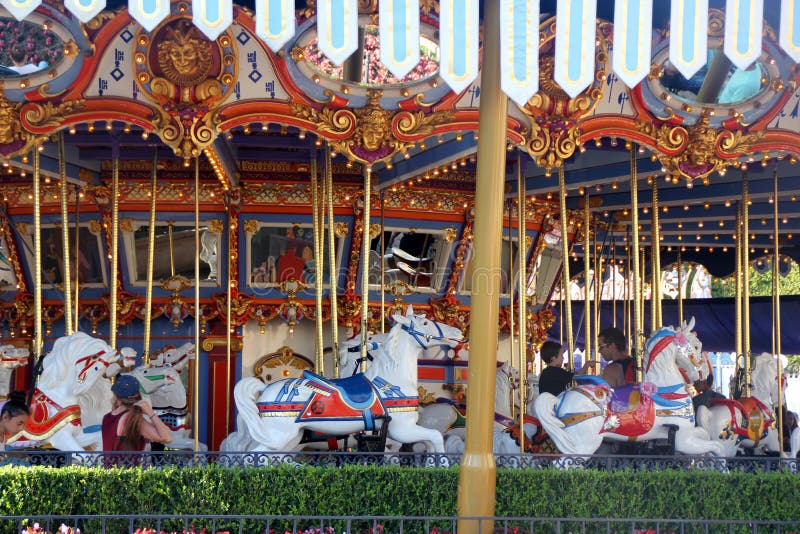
(534, 319, 727, 456)
(223, 306, 464, 452)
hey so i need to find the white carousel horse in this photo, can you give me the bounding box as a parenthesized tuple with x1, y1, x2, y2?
(697, 352, 787, 456)
(129, 345, 207, 451)
(7, 332, 122, 452)
(149, 341, 195, 370)
(221, 306, 463, 452)
(533, 317, 727, 456)
(0, 344, 29, 400)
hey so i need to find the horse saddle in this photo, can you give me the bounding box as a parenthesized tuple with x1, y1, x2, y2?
(299, 371, 387, 429)
(7, 388, 82, 445)
(604, 384, 656, 437)
(712, 397, 771, 443)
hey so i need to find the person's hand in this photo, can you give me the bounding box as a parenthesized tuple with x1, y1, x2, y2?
(134, 399, 155, 417)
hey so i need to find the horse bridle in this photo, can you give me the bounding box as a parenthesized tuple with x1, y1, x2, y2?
(76, 349, 114, 383)
(401, 317, 464, 350)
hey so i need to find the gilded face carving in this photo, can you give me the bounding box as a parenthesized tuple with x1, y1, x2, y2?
(168, 43, 199, 76)
(358, 110, 389, 151)
(156, 21, 213, 86)
(0, 97, 20, 145)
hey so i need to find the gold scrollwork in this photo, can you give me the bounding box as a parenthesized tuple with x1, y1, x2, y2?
(444, 228, 457, 243)
(334, 221, 349, 237)
(201, 336, 244, 352)
(369, 223, 381, 239)
(207, 219, 224, 233)
(87, 220, 102, 235)
(15, 222, 28, 236)
(119, 218, 135, 232)
(243, 219, 259, 235)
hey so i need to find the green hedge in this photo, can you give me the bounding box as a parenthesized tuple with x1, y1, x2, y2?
(1, 465, 798, 521)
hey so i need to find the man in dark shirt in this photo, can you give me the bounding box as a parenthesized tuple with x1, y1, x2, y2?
(692, 373, 725, 413)
(598, 327, 635, 387)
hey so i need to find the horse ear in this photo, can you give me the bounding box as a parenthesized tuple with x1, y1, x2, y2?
(392, 313, 410, 326)
(686, 316, 695, 333)
(405, 304, 414, 316)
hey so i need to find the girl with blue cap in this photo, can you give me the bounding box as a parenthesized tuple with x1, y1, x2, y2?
(102, 374, 172, 451)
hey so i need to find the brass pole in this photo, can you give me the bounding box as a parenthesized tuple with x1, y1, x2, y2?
(73, 185, 80, 329)
(33, 149, 43, 363)
(58, 133, 73, 335)
(143, 150, 158, 362)
(743, 178, 752, 397)
(359, 166, 372, 371)
(677, 249, 684, 326)
(380, 189, 386, 335)
(593, 220, 601, 374)
(194, 157, 201, 451)
(558, 167, 575, 366)
(630, 148, 642, 381)
(773, 166, 784, 453)
(583, 196, 591, 371)
(457, 0, 504, 526)
(612, 234, 617, 328)
(168, 223, 175, 277)
(325, 146, 340, 375)
(516, 157, 527, 456)
(507, 200, 516, 417)
(625, 233, 631, 343)
(226, 199, 232, 434)
(110, 153, 120, 350)
(651, 179, 662, 329)
(735, 204, 743, 362)
(311, 154, 324, 372)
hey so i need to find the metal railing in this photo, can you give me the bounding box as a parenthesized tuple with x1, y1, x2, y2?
(4, 514, 800, 534)
(2, 450, 799, 472)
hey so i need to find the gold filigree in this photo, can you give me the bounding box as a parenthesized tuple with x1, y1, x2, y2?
(159, 275, 193, 292)
(201, 336, 243, 352)
(253, 347, 314, 383)
(243, 219, 259, 235)
(417, 386, 437, 406)
(419, 0, 439, 15)
(369, 223, 381, 239)
(119, 218, 135, 232)
(84, 11, 118, 30)
(291, 103, 355, 137)
(444, 228, 457, 243)
(88, 220, 102, 235)
(207, 219, 223, 233)
(0, 94, 24, 146)
(334, 221, 349, 237)
(15, 222, 28, 236)
(22, 99, 84, 129)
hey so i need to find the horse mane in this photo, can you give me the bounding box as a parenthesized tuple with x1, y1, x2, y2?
(642, 327, 677, 376)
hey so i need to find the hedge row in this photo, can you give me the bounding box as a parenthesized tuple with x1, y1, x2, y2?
(1, 465, 798, 521)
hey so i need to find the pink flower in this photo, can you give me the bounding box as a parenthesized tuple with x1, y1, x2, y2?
(641, 381, 657, 396)
(675, 331, 687, 346)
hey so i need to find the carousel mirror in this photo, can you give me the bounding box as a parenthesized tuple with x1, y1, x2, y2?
(122, 222, 220, 286)
(368, 229, 451, 292)
(302, 22, 440, 87)
(0, 18, 64, 77)
(526, 232, 563, 306)
(460, 237, 518, 296)
(659, 48, 767, 105)
(247, 223, 342, 289)
(20, 223, 106, 288)
(0, 233, 17, 291)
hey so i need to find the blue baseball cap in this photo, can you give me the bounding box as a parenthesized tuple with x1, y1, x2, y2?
(111, 374, 141, 400)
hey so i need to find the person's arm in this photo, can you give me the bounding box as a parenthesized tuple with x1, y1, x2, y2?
(135, 399, 173, 444)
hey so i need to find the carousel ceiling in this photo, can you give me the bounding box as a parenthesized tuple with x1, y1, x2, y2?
(0, 0, 799, 283)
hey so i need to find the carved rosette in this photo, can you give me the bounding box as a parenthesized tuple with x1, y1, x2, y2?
(637, 116, 764, 182)
(520, 18, 611, 169)
(213, 288, 254, 326)
(337, 292, 362, 329)
(292, 90, 454, 165)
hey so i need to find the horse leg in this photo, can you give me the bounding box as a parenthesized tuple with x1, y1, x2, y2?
(387, 413, 445, 452)
(673, 425, 728, 456)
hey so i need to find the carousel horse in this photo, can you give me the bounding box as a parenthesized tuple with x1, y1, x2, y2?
(697, 352, 786, 456)
(221, 306, 463, 452)
(415, 362, 518, 448)
(7, 332, 123, 452)
(533, 317, 727, 456)
(0, 343, 29, 400)
(129, 344, 207, 451)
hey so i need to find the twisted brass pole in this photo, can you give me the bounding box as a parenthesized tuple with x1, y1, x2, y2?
(311, 154, 324, 372)
(677, 248, 683, 326)
(630, 148, 642, 380)
(743, 178, 751, 397)
(58, 133, 72, 335)
(651, 179, 662, 329)
(772, 166, 784, 452)
(359, 166, 372, 371)
(143, 149, 158, 362)
(73, 184, 80, 329)
(325, 145, 340, 376)
(193, 157, 201, 451)
(516, 157, 527, 456)
(558, 166, 574, 364)
(583, 196, 591, 371)
(33, 149, 42, 363)
(110, 153, 119, 349)
(507, 200, 516, 406)
(735, 203, 743, 362)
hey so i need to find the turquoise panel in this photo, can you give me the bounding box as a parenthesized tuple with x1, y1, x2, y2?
(625, 0, 641, 71)
(568, 0, 584, 80)
(513, 0, 527, 81)
(393, 1, 408, 63)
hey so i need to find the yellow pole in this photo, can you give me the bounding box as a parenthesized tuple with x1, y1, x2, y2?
(677, 249, 683, 326)
(110, 154, 119, 350)
(226, 199, 232, 433)
(359, 166, 372, 371)
(194, 157, 201, 451)
(143, 150, 158, 362)
(651, 179, 662, 329)
(743, 178, 751, 397)
(33, 149, 42, 364)
(735, 204, 743, 363)
(516, 158, 527, 455)
(584, 196, 591, 371)
(74, 185, 80, 329)
(311, 155, 324, 372)
(457, 0, 504, 528)
(630, 149, 642, 381)
(593, 221, 601, 374)
(325, 146, 340, 375)
(772, 167, 784, 452)
(507, 201, 516, 417)
(58, 133, 73, 335)
(558, 167, 575, 365)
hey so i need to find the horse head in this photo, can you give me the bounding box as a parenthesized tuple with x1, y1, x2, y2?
(0, 344, 29, 368)
(152, 342, 195, 371)
(751, 352, 786, 407)
(391, 305, 464, 352)
(338, 332, 385, 376)
(643, 321, 701, 385)
(130, 363, 182, 398)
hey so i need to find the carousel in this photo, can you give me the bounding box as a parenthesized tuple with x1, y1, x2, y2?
(1, 0, 800, 524)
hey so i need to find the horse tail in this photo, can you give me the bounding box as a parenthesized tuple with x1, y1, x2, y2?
(533, 393, 582, 455)
(233, 377, 269, 446)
